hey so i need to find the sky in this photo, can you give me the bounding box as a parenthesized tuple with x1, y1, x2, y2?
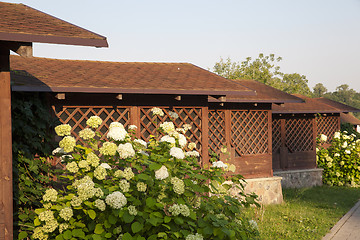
(7, 0, 360, 92)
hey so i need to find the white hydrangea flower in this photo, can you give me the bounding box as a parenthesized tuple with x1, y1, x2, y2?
(151, 107, 164, 116)
(59, 207, 73, 221)
(66, 161, 79, 173)
(334, 153, 340, 157)
(39, 210, 55, 222)
(94, 166, 107, 180)
(134, 139, 147, 148)
(137, 182, 147, 192)
(168, 111, 179, 119)
(155, 165, 169, 180)
(128, 205, 138, 216)
(168, 204, 190, 217)
(105, 191, 127, 209)
(128, 125, 137, 130)
(320, 134, 327, 142)
(183, 124, 192, 131)
(59, 223, 69, 234)
(188, 142, 196, 150)
(334, 132, 341, 139)
(185, 150, 200, 158)
(43, 188, 58, 202)
(170, 147, 185, 159)
(212, 161, 228, 169)
(119, 180, 130, 192)
(178, 134, 187, 148)
(345, 149, 351, 154)
(186, 233, 203, 240)
(100, 163, 111, 169)
(78, 160, 90, 171)
(87, 152, 100, 167)
(59, 136, 76, 153)
(342, 141, 348, 148)
(99, 142, 117, 156)
(160, 135, 176, 146)
(109, 122, 125, 129)
(123, 167, 135, 180)
(107, 127, 127, 141)
(70, 196, 82, 207)
(160, 121, 175, 133)
(52, 147, 66, 156)
(55, 124, 72, 137)
(171, 177, 185, 195)
(117, 143, 135, 159)
(42, 219, 58, 233)
(94, 199, 106, 211)
(79, 128, 95, 140)
(86, 116, 102, 129)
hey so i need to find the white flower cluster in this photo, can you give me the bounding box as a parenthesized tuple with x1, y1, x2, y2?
(59, 207, 73, 221)
(73, 176, 103, 201)
(170, 147, 185, 159)
(188, 142, 196, 150)
(79, 128, 95, 140)
(319, 134, 328, 142)
(249, 220, 258, 230)
(117, 143, 135, 159)
(43, 188, 58, 202)
(119, 179, 130, 192)
(171, 177, 185, 194)
(52, 147, 66, 156)
(55, 124, 71, 137)
(183, 124, 192, 131)
(123, 167, 135, 180)
(87, 152, 100, 167)
(168, 204, 190, 217)
(212, 160, 228, 169)
(107, 126, 127, 141)
(59, 223, 69, 234)
(37, 210, 59, 233)
(99, 142, 118, 156)
(160, 121, 175, 133)
(134, 139, 147, 148)
(94, 165, 107, 180)
(86, 116, 102, 129)
(94, 199, 106, 211)
(169, 111, 179, 119)
(105, 191, 127, 209)
(160, 135, 176, 146)
(186, 233, 204, 240)
(137, 182, 147, 192)
(185, 150, 200, 158)
(155, 165, 169, 180)
(334, 131, 341, 139)
(151, 107, 164, 116)
(128, 205, 138, 216)
(128, 125, 137, 130)
(100, 163, 111, 169)
(66, 161, 79, 173)
(78, 160, 90, 171)
(59, 136, 76, 153)
(178, 134, 187, 148)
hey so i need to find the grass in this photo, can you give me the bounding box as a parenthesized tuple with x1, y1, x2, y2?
(245, 186, 360, 240)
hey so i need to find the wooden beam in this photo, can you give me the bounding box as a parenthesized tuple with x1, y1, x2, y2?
(0, 46, 13, 240)
(201, 107, 209, 168)
(0, 41, 32, 57)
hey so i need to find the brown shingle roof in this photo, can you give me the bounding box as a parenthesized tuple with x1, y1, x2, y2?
(340, 113, 360, 125)
(314, 97, 360, 113)
(272, 94, 347, 114)
(10, 55, 255, 96)
(0, 2, 108, 47)
(208, 79, 303, 103)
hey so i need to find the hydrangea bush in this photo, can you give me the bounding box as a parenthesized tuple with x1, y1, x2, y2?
(32, 109, 259, 240)
(317, 132, 360, 187)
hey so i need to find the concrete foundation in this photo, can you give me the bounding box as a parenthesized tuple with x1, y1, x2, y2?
(274, 168, 323, 189)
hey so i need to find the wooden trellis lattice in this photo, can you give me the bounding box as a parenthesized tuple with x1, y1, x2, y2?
(208, 110, 226, 154)
(272, 118, 281, 153)
(52, 106, 131, 144)
(230, 110, 269, 156)
(316, 116, 339, 142)
(139, 107, 203, 154)
(285, 118, 313, 152)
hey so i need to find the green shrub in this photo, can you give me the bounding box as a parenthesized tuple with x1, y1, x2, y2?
(31, 109, 259, 240)
(317, 131, 360, 187)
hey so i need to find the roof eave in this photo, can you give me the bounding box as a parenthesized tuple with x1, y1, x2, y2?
(0, 32, 108, 47)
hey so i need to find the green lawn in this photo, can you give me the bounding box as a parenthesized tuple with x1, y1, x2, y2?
(245, 186, 360, 240)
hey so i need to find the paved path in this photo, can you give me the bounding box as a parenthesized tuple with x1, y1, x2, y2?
(323, 200, 360, 240)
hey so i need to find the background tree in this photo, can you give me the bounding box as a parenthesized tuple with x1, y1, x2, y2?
(212, 53, 312, 96)
(313, 83, 328, 98)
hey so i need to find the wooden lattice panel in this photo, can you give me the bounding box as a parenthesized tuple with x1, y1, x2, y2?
(272, 118, 281, 153)
(53, 106, 130, 144)
(208, 110, 226, 154)
(230, 110, 269, 156)
(316, 116, 339, 142)
(285, 118, 313, 152)
(139, 107, 202, 153)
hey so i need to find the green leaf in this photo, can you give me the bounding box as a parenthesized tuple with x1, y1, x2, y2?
(55, 235, 64, 240)
(123, 211, 135, 223)
(88, 209, 96, 220)
(94, 224, 104, 235)
(149, 163, 162, 171)
(72, 229, 85, 238)
(164, 216, 171, 223)
(34, 217, 41, 226)
(122, 233, 133, 240)
(63, 230, 72, 240)
(92, 234, 102, 240)
(157, 232, 167, 238)
(108, 214, 117, 224)
(18, 231, 28, 240)
(105, 233, 112, 238)
(146, 197, 156, 208)
(131, 222, 144, 233)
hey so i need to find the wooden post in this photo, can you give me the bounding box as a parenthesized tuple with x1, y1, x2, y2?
(130, 106, 140, 138)
(279, 118, 287, 170)
(0, 46, 13, 240)
(201, 107, 209, 167)
(224, 110, 231, 152)
(268, 111, 273, 176)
